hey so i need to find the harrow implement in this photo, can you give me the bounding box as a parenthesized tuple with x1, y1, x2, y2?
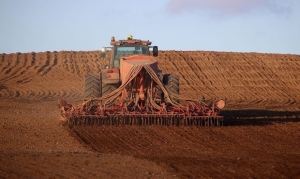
(59, 62, 225, 126)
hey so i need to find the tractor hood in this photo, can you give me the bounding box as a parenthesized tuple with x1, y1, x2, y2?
(120, 55, 158, 83)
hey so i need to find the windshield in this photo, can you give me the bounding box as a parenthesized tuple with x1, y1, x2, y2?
(113, 46, 149, 68)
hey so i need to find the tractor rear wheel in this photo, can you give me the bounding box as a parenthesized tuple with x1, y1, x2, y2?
(163, 74, 179, 103)
(84, 74, 101, 100)
(99, 73, 118, 105)
(101, 83, 117, 96)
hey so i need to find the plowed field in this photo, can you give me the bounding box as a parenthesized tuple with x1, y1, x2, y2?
(1, 50, 300, 178)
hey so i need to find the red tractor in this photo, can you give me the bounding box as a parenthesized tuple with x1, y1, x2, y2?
(59, 36, 225, 126)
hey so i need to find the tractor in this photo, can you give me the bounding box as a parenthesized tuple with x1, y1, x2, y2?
(58, 35, 225, 126)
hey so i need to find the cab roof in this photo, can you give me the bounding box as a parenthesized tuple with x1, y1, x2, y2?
(110, 39, 152, 46)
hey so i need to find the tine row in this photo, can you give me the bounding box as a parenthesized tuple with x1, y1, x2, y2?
(67, 115, 223, 126)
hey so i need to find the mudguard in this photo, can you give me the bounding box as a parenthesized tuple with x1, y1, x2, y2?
(100, 68, 120, 84)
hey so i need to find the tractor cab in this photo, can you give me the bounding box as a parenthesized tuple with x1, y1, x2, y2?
(101, 35, 158, 68)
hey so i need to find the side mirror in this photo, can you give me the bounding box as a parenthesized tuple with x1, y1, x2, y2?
(101, 47, 107, 58)
(153, 46, 158, 57)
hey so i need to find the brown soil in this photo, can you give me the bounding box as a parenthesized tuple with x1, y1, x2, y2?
(1, 50, 300, 178)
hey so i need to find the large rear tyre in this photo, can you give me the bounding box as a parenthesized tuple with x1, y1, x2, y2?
(84, 74, 101, 100)
(163, 74, 179, 103)
(99, 73, 118, 104)
(101, 83, 117, 97)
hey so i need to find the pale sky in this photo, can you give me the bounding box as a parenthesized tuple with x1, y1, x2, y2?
(1, 0, 299, 54)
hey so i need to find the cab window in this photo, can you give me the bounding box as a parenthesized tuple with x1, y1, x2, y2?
(113, 46, 149, 68)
